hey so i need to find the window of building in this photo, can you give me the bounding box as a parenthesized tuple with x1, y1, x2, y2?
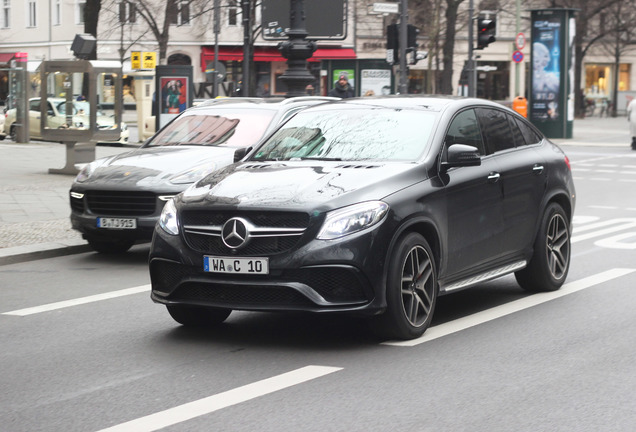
(170, 1, 190, 25)
(1, 0, 10, 29)
(53, 0, 61, 25)
(76, 0, 85, 24)
(27, 0, 37, 27)
(119, 1, 136, 23)
(228, 0, 239, 26)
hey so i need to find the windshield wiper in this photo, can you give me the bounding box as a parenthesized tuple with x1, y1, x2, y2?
(299, 157, 343, 161)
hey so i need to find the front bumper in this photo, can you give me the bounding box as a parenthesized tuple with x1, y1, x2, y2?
(149, 223, 391, 315)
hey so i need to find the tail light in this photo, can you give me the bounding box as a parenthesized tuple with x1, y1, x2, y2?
(564, 156, 571, 171)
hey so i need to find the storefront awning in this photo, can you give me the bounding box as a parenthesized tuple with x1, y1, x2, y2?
(200, 46, 356, 70)
(0, 53, 16, 64)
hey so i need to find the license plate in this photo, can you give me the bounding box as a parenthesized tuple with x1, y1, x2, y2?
(204, 256, 269, 275)
(97, 217, 137, 229)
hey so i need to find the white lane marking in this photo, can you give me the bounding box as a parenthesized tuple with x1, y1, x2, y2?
(2, 285, 151, 316)
(572, 218, 636, 243)
(572, 215, 600, 225)
(95, 365, 343, 432)
(587, 205, 618, 210)
(596, 232, 636, 249)
(383, 268, 635, 347)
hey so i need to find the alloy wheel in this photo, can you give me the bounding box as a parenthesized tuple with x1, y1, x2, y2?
(400, 245, 435, 327)
(546, 213, 570, 280)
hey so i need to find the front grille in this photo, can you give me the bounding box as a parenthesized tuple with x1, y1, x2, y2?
(86, 191, 156, 216)
(70, 196, 84, 213)
(182, 210, 310, 228)
(182, 210, 311, 256)
(150, 259, 370, 306)
(171, 282, 315, 308)
(284, 268, 369, 302)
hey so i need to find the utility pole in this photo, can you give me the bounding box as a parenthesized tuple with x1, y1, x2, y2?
(398, 0, 408, 94)
(213, 0, 220, 98)
(515, 0, 520, 97)
(278, 0, 317, 97)
(242, 0, 251, 96)
(468, 0, 476, 97)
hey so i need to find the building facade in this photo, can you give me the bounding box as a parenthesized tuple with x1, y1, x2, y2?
(0, 0, 633, 111)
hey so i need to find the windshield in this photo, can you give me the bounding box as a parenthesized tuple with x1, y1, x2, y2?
(147, 109, 277, 147)
(56, 101, 102, 116)
(252, 107, 438, 162)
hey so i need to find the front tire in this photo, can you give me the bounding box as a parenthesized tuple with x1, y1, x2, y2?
(371, 232, 438, 340)
(515, 203, 571, 292)
(167, 305, 231, 327)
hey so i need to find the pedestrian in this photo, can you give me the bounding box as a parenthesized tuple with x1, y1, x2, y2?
(628, 98, 636, 150)
(328, 73, 354, 98)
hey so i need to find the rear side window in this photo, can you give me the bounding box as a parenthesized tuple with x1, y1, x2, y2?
(507, 114, 526, 147)
(477, 108, 514, 154)
(29, 100, 40, 111)
(514, 117, 543, 145)
(445, 109, 485, 155)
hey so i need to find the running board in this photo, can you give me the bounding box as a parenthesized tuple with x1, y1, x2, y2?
(441, 260, 527, 293)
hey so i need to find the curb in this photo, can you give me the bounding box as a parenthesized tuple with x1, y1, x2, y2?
(0, 239, 92, 266)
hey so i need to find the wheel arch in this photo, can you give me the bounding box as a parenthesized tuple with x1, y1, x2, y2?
(384, 217, 442, 284)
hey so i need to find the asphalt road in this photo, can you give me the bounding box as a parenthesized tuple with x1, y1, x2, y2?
(1, 144, 636, 432)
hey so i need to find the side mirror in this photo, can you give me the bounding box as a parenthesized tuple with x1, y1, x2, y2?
(441, 144, 481, 171)
(233, 146, 252, 163)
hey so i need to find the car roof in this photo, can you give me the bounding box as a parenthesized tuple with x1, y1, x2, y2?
(308, 95, 509, 112)
(189, 96, 339, 112)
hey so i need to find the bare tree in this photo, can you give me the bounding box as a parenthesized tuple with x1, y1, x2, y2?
(113, 0, 218, 64)
(596, 0, 636, 116)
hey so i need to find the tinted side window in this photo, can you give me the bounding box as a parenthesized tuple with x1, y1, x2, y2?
(29, 100, 39, 111)
(507, 114, 526, 147)
(514, 117, 543, 145)
(445, 109, 485, 155)
(477, 108, 514, 154)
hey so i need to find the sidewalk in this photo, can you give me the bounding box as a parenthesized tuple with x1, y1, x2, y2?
(0, 114, 633, 266)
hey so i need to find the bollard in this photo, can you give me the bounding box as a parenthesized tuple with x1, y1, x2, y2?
(512, 96, 528, 118)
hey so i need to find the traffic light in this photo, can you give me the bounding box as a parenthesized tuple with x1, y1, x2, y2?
(387, 23, 399, 64)
(476, 16, 496, 50)
(386, 24, 421, 64)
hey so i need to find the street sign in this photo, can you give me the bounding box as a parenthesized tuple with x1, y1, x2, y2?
(131, 52, 141, 70)
(142, 52, 156, 69)
(373, 2, 399, 14)
(131, 51, 156, 70)
(515, 32, 526, 50)
(512, 50, 524, 63)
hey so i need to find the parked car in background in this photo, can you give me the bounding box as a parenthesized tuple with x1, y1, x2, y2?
(149, 96, 576, 340)
(2, 97, 129, 145)
(69, 96, 338, 253)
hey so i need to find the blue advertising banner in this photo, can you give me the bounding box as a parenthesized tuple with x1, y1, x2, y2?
(530, 9, 577, 139)
(531, 15, 561, 121)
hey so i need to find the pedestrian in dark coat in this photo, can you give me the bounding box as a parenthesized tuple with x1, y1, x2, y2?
(328, 73, 355, 98)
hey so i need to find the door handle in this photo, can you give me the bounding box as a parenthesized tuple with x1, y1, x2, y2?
(487, 172, 501, 182)
(533, 164, 544, 175)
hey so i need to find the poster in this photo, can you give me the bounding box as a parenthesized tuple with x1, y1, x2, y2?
(531, 14, 562, 121)
(360, 69, 391, 96)
(160, 77, 188, 114)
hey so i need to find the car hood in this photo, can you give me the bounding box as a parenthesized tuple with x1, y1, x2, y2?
(180, 161, 425, 211)
(79, 146, 239, 188)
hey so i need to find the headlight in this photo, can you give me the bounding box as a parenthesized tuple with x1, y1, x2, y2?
(159, 198, 179, 235)
(170, 162, 218, 185)
(317, 201, 389, 240)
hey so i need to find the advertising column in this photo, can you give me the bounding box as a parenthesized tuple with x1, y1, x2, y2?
(155, 65, 194, 131)
(529, 9, 577, 139)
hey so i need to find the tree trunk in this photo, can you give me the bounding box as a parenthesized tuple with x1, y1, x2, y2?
(440, 0, 461, 94)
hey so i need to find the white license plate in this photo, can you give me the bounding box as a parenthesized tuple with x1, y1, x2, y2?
(204, 256, 269, 274)
(97, 217, 137, 229)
